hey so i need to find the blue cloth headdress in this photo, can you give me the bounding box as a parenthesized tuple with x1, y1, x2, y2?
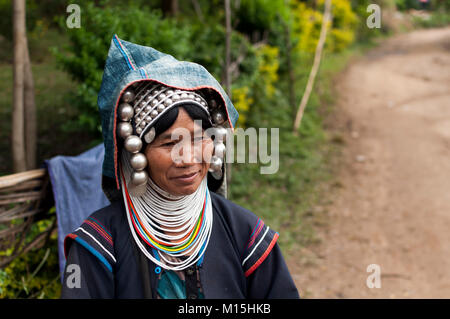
(98, 35, 238, 200)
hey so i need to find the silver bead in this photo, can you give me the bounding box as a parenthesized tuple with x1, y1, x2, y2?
(122, 90, 135, 103)
(118, 103, 134, 121)
(124, 135, 142, 153)
(136, 127, 142, 135)
(135, 107, 142, 114)
(166, 90, 174, 95)
(131, 170, 148, 186)
(195, 97, 201, 102)
(130, 153, 148, 171)
(215, 127, 228, 141)
(140, 101, 147, 108)
(139, 121, 147, 128)
(164, 98, 172, 106)
(151, 99, 158, 106)
(200, 101, 207, 106)
(209, 156, 222, 172)
(145, 116, 152, 122)
(212, 111, 225, 125)
(214, 143, 226, 159)
(158, 93, 166, 100)
(145, 105, 151, 113)
(188, 94, 195, 99)
(180, 93, 188, 99)
(145, 95, 152, 101)
(172, 94, 180, 100)
(157, 104, 166, 112)
(117, 122, 133, 139)
(150, 110, 158, 118)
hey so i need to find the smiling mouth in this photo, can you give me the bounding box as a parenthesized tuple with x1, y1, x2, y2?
(171, 170, 200, 183)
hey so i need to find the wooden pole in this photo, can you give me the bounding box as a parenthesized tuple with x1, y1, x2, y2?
(293, 0, 332, 135)
(224, 0, 232, 194)
(12, 0, 27, 172)
(24, 37, 36, 170)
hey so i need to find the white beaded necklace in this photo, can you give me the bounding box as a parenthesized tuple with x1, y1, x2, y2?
(121, 151, 213, 271)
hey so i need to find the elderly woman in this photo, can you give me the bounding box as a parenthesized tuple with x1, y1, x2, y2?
(61, 35, 299, 299)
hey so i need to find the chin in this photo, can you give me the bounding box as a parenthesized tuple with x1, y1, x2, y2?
(170, 177, 204, 196)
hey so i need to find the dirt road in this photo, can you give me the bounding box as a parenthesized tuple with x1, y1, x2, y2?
(289, 27, 450, 298)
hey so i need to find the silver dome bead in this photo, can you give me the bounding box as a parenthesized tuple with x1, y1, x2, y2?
(118, 103, 134, 121)
(212, 111, 225, 125)
(157, 104, 166, 112)
(215, 127, 228, 141)
(130, 153, 148, 171)
(166, 90, 174, 95)
(158, 93, 166, 100)
(214, 143, 226, 159)
(117, 122, 133, 139)
(200, 101, 207, 106)
(145, 105, 151, 112)
(139, 121, 147, 128)
(131, 170, 148, 186)
(145, 95, 152, 101)
(180, 93, 188, 99)
(122, 90, 135, 103)
(172, 94, 180, 100)
(150, 110, 158, 118)
(188, 94, 195, 99)
(151, 99, 158, 106)
(140, 101, 147, 108)
(164, 98, 172, 106)
(135, 107, 142, 114)
(124, 135, 142, 153)
(136, 127, 142, 135)
(209, 156, 222, 172)
(145, 116, 152, 122)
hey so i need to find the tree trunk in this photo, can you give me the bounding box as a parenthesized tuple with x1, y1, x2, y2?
(162, 0, 178, 17)
(24, 39, 36, 170)
(224, 0, 232, 190)
(293, 0, 332, 134)
(12, 0, 27, 172)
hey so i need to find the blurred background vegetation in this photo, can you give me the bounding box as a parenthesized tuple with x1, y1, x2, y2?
(0, 0, 448, 298)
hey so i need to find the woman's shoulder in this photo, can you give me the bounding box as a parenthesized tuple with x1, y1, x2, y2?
(209, 191, 280, 277)
(63, 200, 128, 272)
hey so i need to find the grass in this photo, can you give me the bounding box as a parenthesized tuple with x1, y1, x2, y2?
(412, 9, 450, 28)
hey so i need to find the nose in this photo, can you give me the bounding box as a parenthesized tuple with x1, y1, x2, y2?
(173, 140, 202, 166)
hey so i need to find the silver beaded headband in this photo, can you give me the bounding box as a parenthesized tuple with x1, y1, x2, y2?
(117, 81, 228, 193)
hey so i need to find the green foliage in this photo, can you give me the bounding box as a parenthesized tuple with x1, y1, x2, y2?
(52, 1, 194, 135)
(395, 0, 421, 11)
(0, 217, 60, 299)
(235, 0, 287, 37)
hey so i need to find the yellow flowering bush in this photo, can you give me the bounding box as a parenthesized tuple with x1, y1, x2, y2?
(291, 0, 358, 54)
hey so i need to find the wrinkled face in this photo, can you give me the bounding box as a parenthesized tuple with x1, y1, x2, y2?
(144, 108, 214, 196)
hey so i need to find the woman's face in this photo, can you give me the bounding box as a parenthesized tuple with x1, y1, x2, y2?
(144, 108, 214, 196)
